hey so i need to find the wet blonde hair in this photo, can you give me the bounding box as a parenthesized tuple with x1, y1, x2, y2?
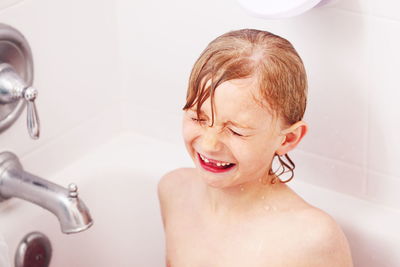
(183, 29, 307, 183)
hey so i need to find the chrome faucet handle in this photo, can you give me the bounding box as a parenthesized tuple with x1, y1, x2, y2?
(23, 86, 40, 139)
(0, 63, 40, 139)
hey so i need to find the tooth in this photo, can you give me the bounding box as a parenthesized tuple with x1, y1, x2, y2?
(204, 158, 209, 163)
(221, 163, 225, 166)
(217, 163, 221, 166)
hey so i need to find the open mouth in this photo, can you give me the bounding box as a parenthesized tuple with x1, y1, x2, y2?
(197, 153, 236, 173)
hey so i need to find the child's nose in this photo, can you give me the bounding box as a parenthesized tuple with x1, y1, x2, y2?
(201, 127, 222, 152)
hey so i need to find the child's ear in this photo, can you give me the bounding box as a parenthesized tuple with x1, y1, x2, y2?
(276, 121, 308, 156)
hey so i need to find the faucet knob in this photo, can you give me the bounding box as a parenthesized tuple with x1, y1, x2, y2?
(0, 63, 40, 139)
(23, 86, 40, 139)
(68, 183, 78, 198)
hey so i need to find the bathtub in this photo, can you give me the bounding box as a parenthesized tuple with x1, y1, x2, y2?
(1, 131, 400, 266)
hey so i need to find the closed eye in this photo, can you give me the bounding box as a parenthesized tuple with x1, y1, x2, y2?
(191, 117, 207, 124)
(228, 128, 244, 137)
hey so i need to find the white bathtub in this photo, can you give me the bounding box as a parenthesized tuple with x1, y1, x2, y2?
(1, 131, 400, 266)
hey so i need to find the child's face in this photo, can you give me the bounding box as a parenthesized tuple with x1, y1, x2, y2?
(182, 78, 286, 189)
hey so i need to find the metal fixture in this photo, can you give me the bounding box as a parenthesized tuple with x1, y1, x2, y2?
(0, 23, 39, 139)
(0, 151, 93, 234)
(15, 231, 52, 267)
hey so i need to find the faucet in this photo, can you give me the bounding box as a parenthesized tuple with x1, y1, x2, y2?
(0, 151, 93, 234)
(0, 25, 92, 234)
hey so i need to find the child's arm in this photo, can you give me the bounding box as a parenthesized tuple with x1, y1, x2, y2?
(158, 168, 186, 228)
(157, 173, 171, 229)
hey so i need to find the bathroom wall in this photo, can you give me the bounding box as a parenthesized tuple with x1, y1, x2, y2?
(0, 0, 398, 216)
(117, 0, 400, 211)
(0, 0, 122, 176)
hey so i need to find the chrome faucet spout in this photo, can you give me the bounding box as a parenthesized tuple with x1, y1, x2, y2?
(0, 151, 93, 234)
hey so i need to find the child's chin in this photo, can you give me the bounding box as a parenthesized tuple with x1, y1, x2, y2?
(199, 172, 233, 188)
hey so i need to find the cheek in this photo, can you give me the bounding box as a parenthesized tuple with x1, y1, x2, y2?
(182, 120, 200, 145)
(231, 138, 275, 167)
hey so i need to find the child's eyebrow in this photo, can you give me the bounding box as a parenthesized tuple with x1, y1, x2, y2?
(226, 120, 255, 130)
(188, 108, 255, 130)
(188, 108, 206, 116)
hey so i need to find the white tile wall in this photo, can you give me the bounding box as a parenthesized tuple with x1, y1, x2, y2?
(0, 0, 122, 175)
(117, 0, 400, 210)
(367, 170, 400, 211)
(332, 0, 400, 21)
(121, 101, 183, 146)
(365, 17, 400, 178)
(291, 149, 366, 198)
(1, 0, 399, 212)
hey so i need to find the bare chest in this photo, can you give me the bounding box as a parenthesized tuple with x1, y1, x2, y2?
(165, 207, 300, 267)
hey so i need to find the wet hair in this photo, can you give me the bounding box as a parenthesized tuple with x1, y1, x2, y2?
(183, 29, 307, 183)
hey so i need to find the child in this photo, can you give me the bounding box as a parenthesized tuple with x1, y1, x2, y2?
(158, 29, 353, 267)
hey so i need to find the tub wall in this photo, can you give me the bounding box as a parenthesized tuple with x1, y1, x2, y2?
(117, 0, 400, 211)
(0, 0, 122, 176)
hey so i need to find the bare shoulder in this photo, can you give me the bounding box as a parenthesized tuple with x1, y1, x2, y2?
(158, 168, 196, 197)
(157, 168, 197, 227)
(158, 168, 196, 208)
(289, 206, 353, 267)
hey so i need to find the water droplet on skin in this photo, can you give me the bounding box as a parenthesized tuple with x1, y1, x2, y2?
(264, 205, 270, 211)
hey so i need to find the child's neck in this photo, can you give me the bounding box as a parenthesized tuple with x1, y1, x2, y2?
(203, 174, 286, 219)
